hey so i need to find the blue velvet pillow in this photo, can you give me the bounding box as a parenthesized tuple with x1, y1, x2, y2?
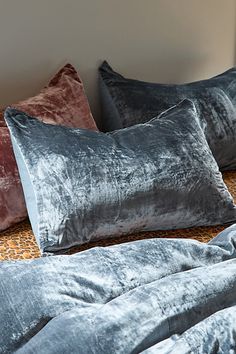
(99, 61, 236, 170)
(5, 100, 236, 254)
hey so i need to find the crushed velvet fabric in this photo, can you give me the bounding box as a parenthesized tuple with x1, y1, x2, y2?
(5, 100, 236, 254)
(0, 63, 97, 231)
(0, 128, 27, 230)
(99, 61, 236, 170)
(0, 109, 5, 124)
(11, 63, 97, 130)
(143, 306, 236, 353)
(0, 224, 236, 352)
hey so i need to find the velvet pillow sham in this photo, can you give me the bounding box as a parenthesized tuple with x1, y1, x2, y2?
(5, 100, 236, 254)
(0, 128, 27, 230)
(99, 61, 236, 171)
(0, 64, 97, 231)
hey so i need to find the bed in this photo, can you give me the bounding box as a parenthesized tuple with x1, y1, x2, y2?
(1, 78, 236, 354)
(1, 171, 235, 261)
(1, 221, 236, 353)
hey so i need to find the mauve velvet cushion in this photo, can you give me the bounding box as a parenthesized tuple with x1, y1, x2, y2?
(99, 61, 236, 170)
(0, 64, 97, 231)
(5, 100, 236, 254)
(0, 127, 27, 229)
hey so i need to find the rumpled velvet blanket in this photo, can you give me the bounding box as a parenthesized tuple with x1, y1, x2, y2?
(1, 224, 236, 353)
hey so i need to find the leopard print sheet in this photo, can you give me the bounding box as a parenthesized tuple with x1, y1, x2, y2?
(0, 171, 235, 261)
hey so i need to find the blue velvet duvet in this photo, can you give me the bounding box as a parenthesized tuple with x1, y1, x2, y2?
(1, 224, 236, 353)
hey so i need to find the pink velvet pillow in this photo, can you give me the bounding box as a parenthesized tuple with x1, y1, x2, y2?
(0, 64, 98, 231)
(0, 127, 27, 230)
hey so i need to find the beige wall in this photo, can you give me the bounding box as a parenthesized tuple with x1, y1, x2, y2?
(0, 0, 235, 125)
